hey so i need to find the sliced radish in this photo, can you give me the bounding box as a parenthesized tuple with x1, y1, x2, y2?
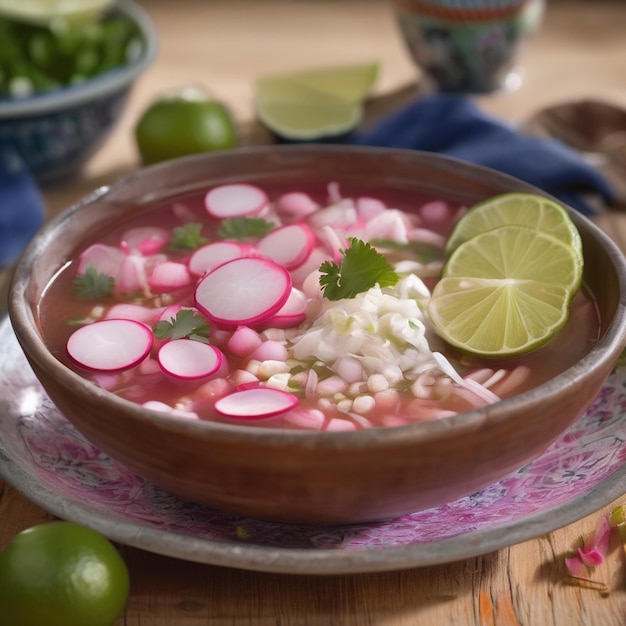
(149, 261, 192, 293)
(205, 184, 268, 218)
(419, 200, 450, 225)
(195, 377, 233, 401)
(209, 328, 231, 348)
(195, 257, 291, 326)
(214, 387, 298, 419)
(325, 418, 357, 432)
(227, 325, 263, 357)
(188, 241, 251, 276)
(229, 370, 260, 388)
(250, 340, 289, 362)
(233, 380, 264, 391)
(263, 288, 308, 328)
(408, 228, 446, 247)
(115, 254, 149, 294)
(157, 339, 223, 379)
(318, 226, 349, 262)
(158, 304, 184, 323)
(120, 226, 170, 255)
(307, 200, 357, 230)
(327, 181, 342, 203)
(138, 358, 162, 375)
(143, 400, 200, 419)
(302, 269, 325, 301)
(289, 246, 330, 287)
(105, 303, 163, 325)
(67, 319, 153, 372)
(284, 408, 325, 430)
(356, 196, 387, 223)
(255, 223, 315, 270)
(363, 209, 411, 244)
(277, 192, 319, 218)
(90, 372, 120, 391)
(77, 243, 125, 277)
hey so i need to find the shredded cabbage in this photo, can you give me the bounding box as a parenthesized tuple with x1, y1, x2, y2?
(289, 274, 461, 390)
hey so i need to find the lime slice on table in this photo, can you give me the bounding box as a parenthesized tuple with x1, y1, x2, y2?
(446, 192, 583, 262)
(255, 62, 378, 140)
(428, 225, 584, 358)
(273, 62, 380, 101)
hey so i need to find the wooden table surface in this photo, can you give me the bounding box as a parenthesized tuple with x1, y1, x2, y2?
(2, 1, 626, 624)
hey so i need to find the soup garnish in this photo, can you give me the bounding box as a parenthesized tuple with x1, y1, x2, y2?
(445, 192, 583, 257)
(39, 183, 596, 431)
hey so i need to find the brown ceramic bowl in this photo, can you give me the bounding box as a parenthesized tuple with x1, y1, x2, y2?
(8, 146, 626, 525)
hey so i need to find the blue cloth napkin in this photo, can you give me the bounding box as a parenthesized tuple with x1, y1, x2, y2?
(352, 94, 615, 216)
(0, 157, 45, 267)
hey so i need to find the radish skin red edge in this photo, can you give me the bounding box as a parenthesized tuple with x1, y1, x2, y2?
(204, 183, 269, 218)
(262, 288, 308, 329)
(157, 339, 224, 379)
(214, 387, 299, 419)
(194, 257, 292, 326)
(67, 319, 154, 373)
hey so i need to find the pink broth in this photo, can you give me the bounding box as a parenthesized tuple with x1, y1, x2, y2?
(38, 182, 601, 430)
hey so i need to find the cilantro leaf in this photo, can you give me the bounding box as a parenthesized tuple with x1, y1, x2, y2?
(218, 217, 275, 240)
(170, 223, 208, 250)
(154, 309, 211, 342)
(319, 238, 400, 301)
(72, 266, 114, 300)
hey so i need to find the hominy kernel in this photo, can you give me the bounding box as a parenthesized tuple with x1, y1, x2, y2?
(352, 395, 375, 414)
(336, 399, 353, 413)
(258, 359, 291, 379)
(367, 374, 389, 393)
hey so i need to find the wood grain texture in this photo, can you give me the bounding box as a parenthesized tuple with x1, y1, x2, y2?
(2, 0, 626, 623)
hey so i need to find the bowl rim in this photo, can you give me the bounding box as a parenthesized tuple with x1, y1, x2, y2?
(0, 0, 158, 118)
(9, 144, 626, 448)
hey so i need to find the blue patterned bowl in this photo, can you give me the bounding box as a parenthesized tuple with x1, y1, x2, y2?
(393, 0, 544, 93)
(0, 0, 157, 182)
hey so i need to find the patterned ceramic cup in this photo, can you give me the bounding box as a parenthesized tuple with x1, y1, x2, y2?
(393, 0, 544, 93)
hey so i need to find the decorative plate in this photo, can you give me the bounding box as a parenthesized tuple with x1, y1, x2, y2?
(1, 316, 625, 575)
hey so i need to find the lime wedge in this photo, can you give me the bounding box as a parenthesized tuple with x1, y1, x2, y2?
(256, 94, 362, 141)
(254, 62, 378, 140)
(0, 0, 112, 24)
(446, 193, 583, 262)
(280, 62, 379, 102)
(428, 225, 583, 357)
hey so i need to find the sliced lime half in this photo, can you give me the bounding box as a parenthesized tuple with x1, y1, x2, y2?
(428, 225, 584, 357)
(446, 192, 583, 263)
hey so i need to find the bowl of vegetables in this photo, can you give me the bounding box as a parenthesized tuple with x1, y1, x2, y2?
(0, 0, 157, 181)
(8, 145, 626, 524)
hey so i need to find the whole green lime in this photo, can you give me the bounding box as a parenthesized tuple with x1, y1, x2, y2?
(0, 521, 130, 626)
(135, 86, 238, 165)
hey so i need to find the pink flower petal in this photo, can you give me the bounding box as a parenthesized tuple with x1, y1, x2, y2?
(564, 514, 613, 574)
(565, 555, 586, 577)
(589, 516, 612, 556)
(577, 546, 604, 568)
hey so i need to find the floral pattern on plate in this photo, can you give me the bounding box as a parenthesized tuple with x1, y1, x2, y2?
(1, 317, 625, 571)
